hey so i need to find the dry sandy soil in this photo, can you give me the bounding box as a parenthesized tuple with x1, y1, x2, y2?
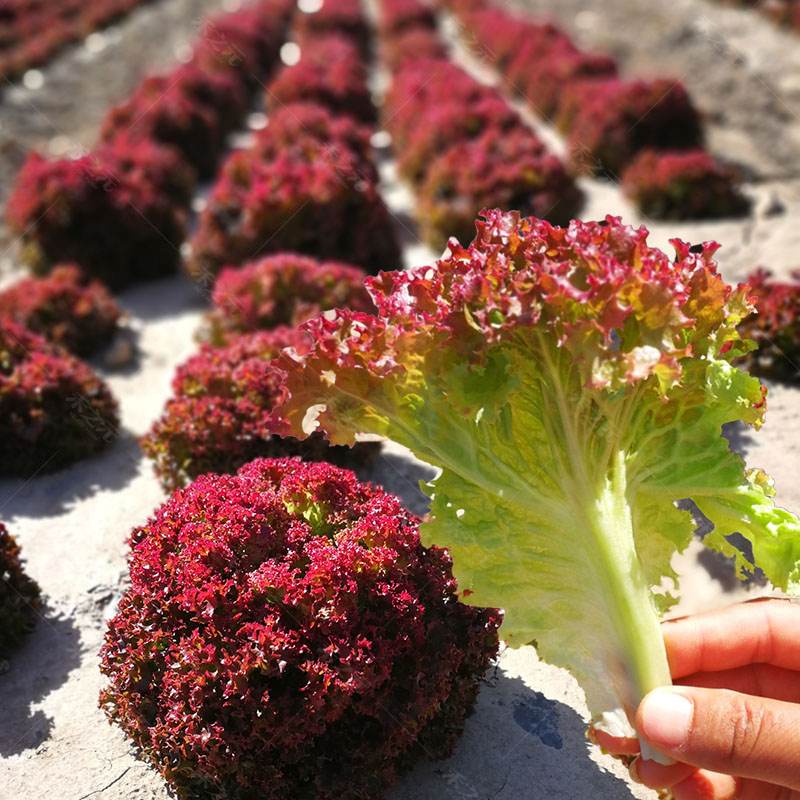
(1, 1, 799, 798)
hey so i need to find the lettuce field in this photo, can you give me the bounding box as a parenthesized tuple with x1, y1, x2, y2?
(1, 0, 799, 798)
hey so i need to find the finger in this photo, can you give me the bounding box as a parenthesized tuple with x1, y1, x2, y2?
(634, 758, 800, 798)
(636, 686, 800, 790)
(735, 779, 800, 800)
(670, 773, 800, 800)
(592, 663, 800, 753)
(629, 755, 694, 788)
(662, 598, 800, 679)
(592, 728, 639, 755)
(677, 663, 800, 704)
(669, 769, 738, 800)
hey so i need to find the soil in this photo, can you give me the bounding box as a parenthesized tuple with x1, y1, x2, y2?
(1, 1, 799, 799)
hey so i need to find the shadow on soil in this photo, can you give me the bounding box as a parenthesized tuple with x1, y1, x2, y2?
(678, 497, 768, 592)
(697, 544, 768, 592)
(0, 434, 143, 520)
(0, 607, 82, 756)
(116, 271, 208, 323)
(356, 447, 437, 518)
(92, 327, 143, 377)
(392, 664, 639, 800)
(722, 420, 757, 459)
(676, 421, 766, 592)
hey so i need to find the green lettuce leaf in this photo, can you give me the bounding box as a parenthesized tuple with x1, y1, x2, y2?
(273, 210, 800, 755)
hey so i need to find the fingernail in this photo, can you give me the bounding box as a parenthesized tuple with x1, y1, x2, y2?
(628, 757, 642, 784)
(639, 689, 693, 748)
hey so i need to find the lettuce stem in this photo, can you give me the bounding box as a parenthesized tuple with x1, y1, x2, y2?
(588, 449, 674, 764)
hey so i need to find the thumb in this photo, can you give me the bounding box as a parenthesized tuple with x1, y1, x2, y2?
(636, 686, 800, 790)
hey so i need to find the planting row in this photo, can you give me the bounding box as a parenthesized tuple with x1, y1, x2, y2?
(188, 13, 401, 280)
(0, 0, 157, 84)
(0, 1, 295, 477)
(441, 0, 749, 220)
(108, 6, 501, 799)
(7, 0, 293, 290)
(377, 0, 583, 250)
(143, 253, 381, 491)
(152, 0, 400, 490)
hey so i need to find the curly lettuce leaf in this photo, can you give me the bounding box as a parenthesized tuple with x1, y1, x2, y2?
(273, 211, 800, 753)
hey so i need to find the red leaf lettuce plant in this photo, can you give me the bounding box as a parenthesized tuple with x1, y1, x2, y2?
(204, 253, 372, 345)
(737, 268, 800, 380)
(0, 521, 41, 657)
(6, 151, 185, 289)
(141, 328, 376, 491)
(418, 128, 583, 250)
(273, 209, 800, 760)
(100, 458, 499, 799)
(266, 34, 374, 124)
(0, 320, 119, 475)
(0, 264, 121, 357)
(254, 102, 378, 184)
(382, 28, 446, 69)
(621, 149, 750, 221)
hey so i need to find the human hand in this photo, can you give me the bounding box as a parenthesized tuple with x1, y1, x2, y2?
(594, 598, 800, 799)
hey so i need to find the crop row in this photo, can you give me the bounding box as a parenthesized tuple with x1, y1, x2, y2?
(104, 4, 503, 800)
(7, 0, 293, 290)
(0, 0, 295, 502)
(377, 0, 583, 250)
(0, 0, 296, 695)
(441, 0, 750, 220)
(188, 25, 401, 280)
(148, 0, 402, 490)
(0, 0, 159, 84)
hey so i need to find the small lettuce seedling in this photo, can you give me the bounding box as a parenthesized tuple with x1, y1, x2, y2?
(274, 210, 800, 760)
